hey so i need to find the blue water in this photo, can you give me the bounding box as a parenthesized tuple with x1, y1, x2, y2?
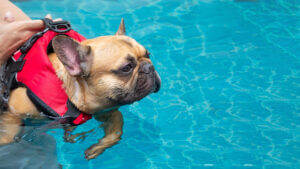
(10, 0, 300, 168)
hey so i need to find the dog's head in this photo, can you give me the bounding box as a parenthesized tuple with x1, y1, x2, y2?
(52, 19, 161, 113)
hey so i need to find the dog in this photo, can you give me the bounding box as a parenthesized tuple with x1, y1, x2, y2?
(0, 19, 161, 160)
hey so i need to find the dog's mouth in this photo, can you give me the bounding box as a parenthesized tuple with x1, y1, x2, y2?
(153, 71, 161, 93)
(108, 71, 161, 106)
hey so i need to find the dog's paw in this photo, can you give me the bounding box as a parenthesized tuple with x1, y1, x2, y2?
(63, 134, 77, 143)
(85, 144, 104, 160)
(64, 128, 94, 143)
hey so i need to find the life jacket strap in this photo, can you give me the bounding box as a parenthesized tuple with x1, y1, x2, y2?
(27, 87, 87, 126)
(0, 57, 27, 111)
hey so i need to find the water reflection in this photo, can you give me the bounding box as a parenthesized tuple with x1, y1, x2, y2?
(0, 121, 61, 169)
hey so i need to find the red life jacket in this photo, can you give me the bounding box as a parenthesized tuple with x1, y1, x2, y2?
(11, 29, 92, 125)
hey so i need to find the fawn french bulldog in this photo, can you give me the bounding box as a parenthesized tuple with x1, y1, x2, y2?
(0, 19, 160, 159)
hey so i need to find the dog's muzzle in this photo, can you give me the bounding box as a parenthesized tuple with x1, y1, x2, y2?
(139, 61, 161, 93)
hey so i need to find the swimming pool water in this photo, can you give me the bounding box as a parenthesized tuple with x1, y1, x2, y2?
(9, 0, 300, 168)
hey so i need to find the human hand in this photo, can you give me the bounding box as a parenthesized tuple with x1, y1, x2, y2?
(0, 13, 60, 66)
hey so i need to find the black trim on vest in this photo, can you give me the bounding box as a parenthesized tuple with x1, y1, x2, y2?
(62, 100, 82, 125)
(65, 100, 81, 118)
(26, 88, 82, 125)
(26, 88, 59, 119)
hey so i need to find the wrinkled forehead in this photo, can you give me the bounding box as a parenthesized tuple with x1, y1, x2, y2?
(82, 35, 149, 71)
(114, 35, 147, 58)
(84, 35, 147, 58)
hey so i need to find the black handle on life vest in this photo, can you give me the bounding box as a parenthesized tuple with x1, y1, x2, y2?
(19, 18, 72, 55)
(42, 18, 72, 33)
(20, 29, 49, 54)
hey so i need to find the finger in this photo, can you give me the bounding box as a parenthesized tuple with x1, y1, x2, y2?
(4, 11, 15, 23)
(53, 18, 62, 22)
(22, 20, 45, 30)
(45, 14, 52, 19)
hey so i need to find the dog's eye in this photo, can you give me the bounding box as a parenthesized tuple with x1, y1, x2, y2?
(121, 63, 133, 73)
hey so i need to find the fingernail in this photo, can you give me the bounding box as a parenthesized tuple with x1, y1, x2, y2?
(45, 14, 52, 19)
(54, 18, 63, 21)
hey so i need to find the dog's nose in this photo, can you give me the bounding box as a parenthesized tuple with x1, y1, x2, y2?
(140, 62, 154, 74)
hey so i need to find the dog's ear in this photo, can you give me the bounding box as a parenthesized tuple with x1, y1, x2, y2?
(52, 35, 93, 77)
(115, 18, 126, 35)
